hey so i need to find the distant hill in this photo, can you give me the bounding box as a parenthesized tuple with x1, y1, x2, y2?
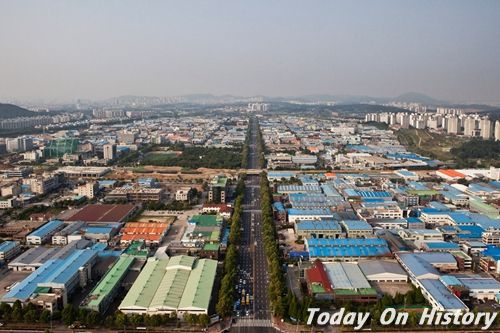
(331, 103, 409, 114)
(0, 103, 37, 119)
(394, 92, 448, 105)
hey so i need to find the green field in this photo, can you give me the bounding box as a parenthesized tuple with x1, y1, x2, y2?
(142, 147, 242, 169)
(396, 128, 465, 161)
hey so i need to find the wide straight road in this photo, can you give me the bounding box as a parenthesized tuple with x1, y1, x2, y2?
(232, 118, 276, 332)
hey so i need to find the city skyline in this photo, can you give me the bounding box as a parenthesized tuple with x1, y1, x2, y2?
(1, 1, 500, 104)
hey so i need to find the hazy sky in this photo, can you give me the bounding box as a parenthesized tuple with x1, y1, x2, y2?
(1, 0, 500, 103)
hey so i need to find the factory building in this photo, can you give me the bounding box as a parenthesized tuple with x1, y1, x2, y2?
(119, 256, 217, 317)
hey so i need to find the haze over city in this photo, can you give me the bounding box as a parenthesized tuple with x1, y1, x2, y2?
(1, 0, 500, 104)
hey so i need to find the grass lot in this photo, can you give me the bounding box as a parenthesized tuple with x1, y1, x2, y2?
(142, 147, 242, 169)
(396, 128, 465, 162)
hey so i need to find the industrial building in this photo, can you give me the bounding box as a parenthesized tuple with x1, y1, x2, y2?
(64, 204, 137, 223)
(118, 256, 217, 317)
(306, 238, 391, 262)
(294, 220, 343, 239)
(287, 208, 334, 224)
(340, 220, 373, 238)
(395, 252, 467, 312)
(26, 220, 65, 245)
(82, 255, 135, 313)
(0, 241, 21, 261)
(358, 260, 408, 282)
(120, 222, 170, 245)
(323, 262, 378, 303)
(2, 247, 98, 311)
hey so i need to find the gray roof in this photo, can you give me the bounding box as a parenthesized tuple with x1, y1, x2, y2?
(323, 262, 371, 289)
(9, 247, 59, 267)
(358, 260, 407, 277)
(458, 278, 500, 291)
(420, 279, 468, 311)
(396, 253, 440, 279)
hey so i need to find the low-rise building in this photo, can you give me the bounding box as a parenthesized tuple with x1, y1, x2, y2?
(26, 220, 65, 245)
(0, 241, 21, 261)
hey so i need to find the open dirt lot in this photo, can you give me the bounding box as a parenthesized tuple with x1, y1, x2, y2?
(371, 281, 413, 297)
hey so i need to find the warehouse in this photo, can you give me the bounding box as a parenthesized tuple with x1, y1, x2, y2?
(26, 220, 65, 245)
(419, 279, 468, 312)
(8, 246, 60, 271)
(340, 220, 373, 238)
(459, 278, 500, 301)
(287, 208, 334, 224)
(2, 247, 98, 311)
(306, 238, 391, 262)
(276, 185, 322, 195)
(82, 255, 135, 313)
(118, 256, 217, 317)
(358, 260, 408, 282)
(295, 220, 343, 239)
(0, 241, 21, 261)
(120, 222, 170, 245)
(65, 204, 137, 223)
(323, 262, 377, 302)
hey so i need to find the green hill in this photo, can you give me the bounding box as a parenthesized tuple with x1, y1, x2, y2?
(0, 103, 37, 119)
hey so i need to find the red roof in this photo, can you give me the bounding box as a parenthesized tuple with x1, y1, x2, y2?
(305, 259, 332, 292)
(202, 203, 233, 213)
(66, 204, 136, 223)
(437, 169, 465, 178)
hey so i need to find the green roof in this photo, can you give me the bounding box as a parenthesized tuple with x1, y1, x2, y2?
(203, 243, 219, 251)
(34, 286, 51, 294)
(210, 175, 228, 188)
(119, 258, 168, 309)
(178, 259, 217, 311)
(469, 196, 500, 219)
(311, 284, 326, 293)
(167, 255, 195, 269)
(119, 256, 217, 313)
(124, 241, 149, 258)
(406, 190, 440, 196)
(85, 255, 135, 312)
(334, 288, 377, 296)
(190, 214, 222, 227)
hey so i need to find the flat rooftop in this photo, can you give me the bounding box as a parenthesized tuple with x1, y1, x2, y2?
(65, 204, 136, 223)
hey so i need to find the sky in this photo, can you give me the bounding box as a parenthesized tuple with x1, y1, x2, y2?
(0, 0, 499, 104)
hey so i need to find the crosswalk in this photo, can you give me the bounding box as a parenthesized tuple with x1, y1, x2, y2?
(233, 319, 273, 327)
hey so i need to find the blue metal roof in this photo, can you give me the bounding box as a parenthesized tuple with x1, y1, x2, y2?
(307, 238, 387, 247)
(341, 220, 372, 231)
(398, 170, 418, 177)
(85, 227, 114, 234)
(2, 248, 97, 302)
(287, 208, 333, 216)
(456, 225, 484, 240)
(28, 220, 63, 238)
(423, 242, 460, 250)
(0, 241, 18, 254)
(483, 245, 500, 261)
(440, 275, 464, 287)
(41, 249, 96, 285)
(296, 220, 341, 231)
(449, 212, 474, 225)
(406, 217, 423, 224)
(273, 202, 285, 212)
(428, 201, 451, 211)
(308, 245, 390, 258)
